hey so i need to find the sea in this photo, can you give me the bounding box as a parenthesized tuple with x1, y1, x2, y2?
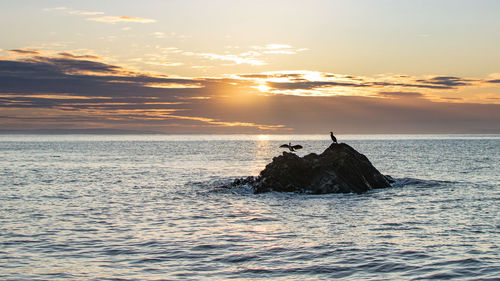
(0, 134, 498, 280)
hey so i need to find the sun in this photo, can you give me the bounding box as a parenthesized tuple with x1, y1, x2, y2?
(255, 84, 271, 93)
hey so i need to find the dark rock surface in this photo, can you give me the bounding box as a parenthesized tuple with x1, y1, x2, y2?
(232, 143, 393, 194)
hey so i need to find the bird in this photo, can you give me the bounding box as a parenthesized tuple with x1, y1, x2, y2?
(280, 142, 303, 152)
(330, 131, 338, 143)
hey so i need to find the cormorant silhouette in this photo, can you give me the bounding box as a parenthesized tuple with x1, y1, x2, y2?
(330, 131, 338, 143)
(280, 142, 303, 152)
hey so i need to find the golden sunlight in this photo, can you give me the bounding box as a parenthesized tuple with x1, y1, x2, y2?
(257, 134, 270, 141)
(255, 84, 271, 92)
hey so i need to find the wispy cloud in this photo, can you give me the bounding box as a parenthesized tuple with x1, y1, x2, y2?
(131, 52, 184, 67)
(44, 7, 104, 16)
(200, 53, 266, 66)
(67, 10, 104, 16)
(149, 32, 191, 39)
(162, 114, 286, 130)
(144, 61, 184, 67)
(43, 7, 67, 12)
(87, 16, 156, 24)
(58, 52, 100, 60)
(44, 6, 155, 24)
(256, 44, 292, 50)
(252, 44, 308, 55)
(150, 32, 165, 38)
(8, 49, 40, 55)
(195, 44, 306, 67)
(377, 91, 424, 99)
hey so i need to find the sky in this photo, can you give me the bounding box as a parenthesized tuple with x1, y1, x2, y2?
(1, 0, 499, 134)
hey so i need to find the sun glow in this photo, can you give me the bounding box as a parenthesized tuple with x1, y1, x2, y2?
(255, 85, 271, 92)
(257, 134, 270, 141)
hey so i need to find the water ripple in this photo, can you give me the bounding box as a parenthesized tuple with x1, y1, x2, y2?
(1, 136, 499, 280)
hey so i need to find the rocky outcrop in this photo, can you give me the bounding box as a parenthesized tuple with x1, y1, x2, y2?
(232, 143, 393, 194)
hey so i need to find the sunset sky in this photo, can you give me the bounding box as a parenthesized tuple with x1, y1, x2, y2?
(1, 0, 499, 133)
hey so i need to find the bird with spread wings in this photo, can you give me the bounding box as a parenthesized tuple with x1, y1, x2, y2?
(280, 142, 303, 152)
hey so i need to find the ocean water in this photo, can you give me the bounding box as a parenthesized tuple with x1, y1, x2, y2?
(0, 134, 499, 280)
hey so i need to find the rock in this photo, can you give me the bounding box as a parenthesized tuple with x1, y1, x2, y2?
(235, 143, 392, 194)
(231, 176, 256, 187)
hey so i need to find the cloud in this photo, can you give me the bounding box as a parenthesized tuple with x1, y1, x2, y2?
(44, 7, 155, 24)
(415, 76, 473, 87)
(8, 49, 40, 55)
(237, 72, 306, 80)
(263, 50, 298, 55)
(134, 52, 184, 67)
(267, 80, 367, 90)
(43, 7, 67, 12)
(58, 52, 100, 60)
(200, 53, 266, 66)
(0, 51, 286, 132)
(144, 61, 184, 67)
(195, 44, 306, 67)
(237, 74, 272, 79)
(0, 52, 201, 94)
(67, 10, 104, 16)
(149, 32, 191, 40)
(32, 56, 121, 75)
(234, 71, 485, 99)
(87, 16, 156, 24)
(44, 7, 104, 16)
(159, 114, 286, 131)
(377, 92, 424, 99)
(1, 52, 499, 133)
(370, 81, 454, 90)
(151, 32, 165, 38)
(254, 44, 293, 50)
(252, 44, 308, 55)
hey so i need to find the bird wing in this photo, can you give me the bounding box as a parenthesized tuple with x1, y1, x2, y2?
(292, 145, 303, 150)
(279, 144, 289, 148)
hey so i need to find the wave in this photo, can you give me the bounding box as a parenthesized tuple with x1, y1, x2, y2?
(191, 176, 462, 196)
(188, 177, 255, 195)
(390, 177, 455, 188)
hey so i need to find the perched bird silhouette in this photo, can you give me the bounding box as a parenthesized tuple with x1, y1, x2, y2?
(280, 142, 303, 152)
(330, 131, 338, 143)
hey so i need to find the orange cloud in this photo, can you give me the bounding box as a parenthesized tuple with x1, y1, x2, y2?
(164, 114, 286, 130)
(1, 51, 499, 133)
(232, 70, 499, 103)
